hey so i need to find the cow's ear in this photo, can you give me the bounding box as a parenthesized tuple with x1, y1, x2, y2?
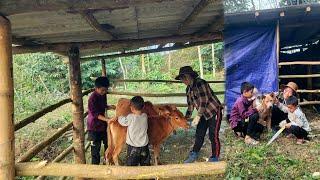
(169, 105, 178, 111)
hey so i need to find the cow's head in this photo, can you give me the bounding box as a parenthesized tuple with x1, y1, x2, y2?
(157, 105, 189, 129)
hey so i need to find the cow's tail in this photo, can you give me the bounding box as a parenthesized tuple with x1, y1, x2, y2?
(105, 122, 114, 164)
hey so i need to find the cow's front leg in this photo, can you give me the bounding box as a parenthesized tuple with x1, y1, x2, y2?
(112, 147, 122, 166)
(153, 144, 161, 165)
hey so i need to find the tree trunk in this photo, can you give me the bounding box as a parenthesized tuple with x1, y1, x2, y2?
(101, 58, 107, 76)
(68, 46, 86, 180)
(0, 15, 15, 180)
(197, 46, 204, 79)
(168, 52, 172, 71)
(141, 54, 146, 76)
(119, 57, 127, 90)
(211, 44, 216, 78)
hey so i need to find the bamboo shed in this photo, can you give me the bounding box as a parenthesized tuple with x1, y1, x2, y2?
(0, 0, 225, 179)
(224, 4, 320, 111)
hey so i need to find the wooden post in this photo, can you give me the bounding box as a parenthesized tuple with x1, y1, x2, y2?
(197, 46, 204, 78)
(0, 15, 15, 180)
(68, 46, 86, 168)
(101, 58, 107, 76)
(276, 21, 280, 90)
(211, 43, 215, 78)
(307, 65, 313, 100)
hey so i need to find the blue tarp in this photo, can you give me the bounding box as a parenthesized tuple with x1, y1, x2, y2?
(224, 26, 278, 114)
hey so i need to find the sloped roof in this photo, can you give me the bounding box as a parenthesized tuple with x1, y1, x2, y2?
(0, 0, 223, 56)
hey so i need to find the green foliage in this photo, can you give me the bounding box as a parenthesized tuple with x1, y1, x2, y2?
(13, 53, 69, 120)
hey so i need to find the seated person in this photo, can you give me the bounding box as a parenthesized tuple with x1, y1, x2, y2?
(272, 82, 298, 131)
(229, 82, 263, 145)
(279, 96, 311, 144)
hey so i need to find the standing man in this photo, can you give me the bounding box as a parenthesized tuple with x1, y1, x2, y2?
(175, 66, 223, 163)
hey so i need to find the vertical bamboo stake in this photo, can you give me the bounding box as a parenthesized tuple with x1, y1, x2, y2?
(307, 65, 313, 100)
(68, 46, 86, 171)
(101, 58, 107, 76)
(211, 44, 216, 78)
(276, 20, 280, 90)
(197, 46, 204, 79)
(0, 15, 15, 179)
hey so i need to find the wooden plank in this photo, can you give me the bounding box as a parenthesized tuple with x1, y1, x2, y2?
(79, 11, 116, 39)
(12, 33, 222, 54)
(1, 0, 175, 16)
(177, 0, 211, 34)
(107, 91, 225, 97)
(16, 122, 73, 163)
(279, 74, 320, 78)
(16, 161, 227, 178)
(80, 38, 222, 61)
(0, 15, 15, 179)
(279, 61, 320, 66)
(67, 46, 86, 168)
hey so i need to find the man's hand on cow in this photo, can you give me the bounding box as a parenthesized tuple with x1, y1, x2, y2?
(192, 115, 201, 127)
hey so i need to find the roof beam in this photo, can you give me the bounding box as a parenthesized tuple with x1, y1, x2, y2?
(12, 36, 42, 46)
(196, 14, 224, 35)
(177, 0, 211, 34)
(0, 0, 174, 16)
(79, 10, 116, 39)
(12, 32, 222, 54)
(81, 39, 221, 61)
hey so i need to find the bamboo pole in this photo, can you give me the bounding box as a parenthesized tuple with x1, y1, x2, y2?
(307, 65, 313, 100)
(16, 122, 73, 163)
(68, 46, 86, 167)
(276, 20, 280, 90)
(0, 15, 15, 179)
(299, 101, 320, 106)
(101, 59, 107, 76)
(109, 79, 225, 84)
(14, 90, 92, 131)
(279, 61, 320, 65)
(297, 89, 320, 93)
(279, 74, 320, 78)
(107, 91, 225, 97)
(16, 161, 227, 179)
(14, 98, 71, 131)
